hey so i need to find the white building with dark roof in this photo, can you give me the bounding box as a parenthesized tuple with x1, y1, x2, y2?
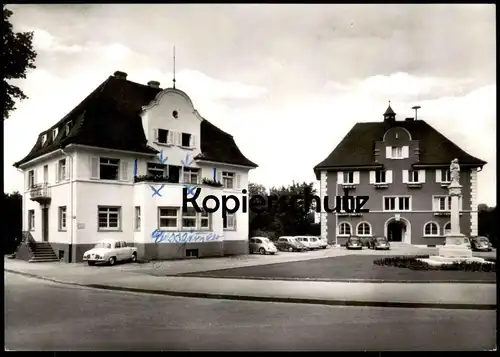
(14, 71, 258, 263)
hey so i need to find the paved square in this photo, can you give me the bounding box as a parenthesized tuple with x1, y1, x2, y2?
(176, 255, 497, 283)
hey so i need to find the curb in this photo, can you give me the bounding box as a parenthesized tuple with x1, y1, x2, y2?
(5, 269, 496, 311)
(172, 274, 497, 284)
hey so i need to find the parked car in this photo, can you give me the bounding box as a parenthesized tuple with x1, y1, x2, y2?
(367, 236, 390, 250)
(296, 236, 322, 250)
(276, 236, 308, 252)
(359, 236, 371, 247)
(316, 237, 329, 249)
(345, 236, 363, 250)
(249, 237, 278, 255)
(470, 236, 493, 252)
(464, 237, 472, 249)
(83, 240, 137, 266)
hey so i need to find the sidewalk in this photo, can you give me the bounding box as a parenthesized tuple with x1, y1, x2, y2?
(4, 257, 496, 310)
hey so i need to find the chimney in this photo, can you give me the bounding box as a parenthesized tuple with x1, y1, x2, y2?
(113, 71, 128, 80)
(405, 117, 414, 122)
(147, 80, 160, 88)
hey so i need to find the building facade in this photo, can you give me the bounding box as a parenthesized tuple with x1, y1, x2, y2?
(14, 71, 257, 262)
(314, 105, 486, 247)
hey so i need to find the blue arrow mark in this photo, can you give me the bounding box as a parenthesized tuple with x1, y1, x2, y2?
(184, 184, 197, 197)
(157, 150, 168, 164)
(151, 184, 165, 197)
(133, 159, 138, 177)
(213, 168, 216, 181)
(181, 152, 193, 167)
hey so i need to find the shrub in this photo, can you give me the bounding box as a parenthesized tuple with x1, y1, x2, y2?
(374, 255, 496, 272)
(201, 178, 224, 187)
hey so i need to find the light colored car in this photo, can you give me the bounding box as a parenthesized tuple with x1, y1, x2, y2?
(315, 237, 328, 249)
(249, 237, 278, 255)
(296, 236, 322, 250)
(83, 240, 137, 266)
(276, 236, 308, 252)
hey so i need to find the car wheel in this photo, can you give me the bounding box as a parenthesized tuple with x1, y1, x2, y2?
(108, 256, 116, 266)
(131, 253, 137, 262)
(88, 261, 95, 266)
(270, 252, 275, 255)
(288, 247, 294, 252)
(259, 248, 266, 255)
(322, 246, 327, 249)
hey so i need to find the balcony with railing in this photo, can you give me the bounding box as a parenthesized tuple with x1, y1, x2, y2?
(29, 183, 51, 203)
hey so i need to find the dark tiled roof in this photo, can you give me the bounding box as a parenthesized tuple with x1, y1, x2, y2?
(314, 120, 486, 177)
(384, 104, 396, 115)
(14, 75, 257, 168)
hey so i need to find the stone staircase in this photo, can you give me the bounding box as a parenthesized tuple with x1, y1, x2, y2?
(18, 231, 60, 263)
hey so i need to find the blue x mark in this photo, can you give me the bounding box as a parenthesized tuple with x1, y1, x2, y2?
(151, 184, 165, 197)
(184, 184, 197, 197)
(181, 152, 193, 167)
(157, 150, 168, 164)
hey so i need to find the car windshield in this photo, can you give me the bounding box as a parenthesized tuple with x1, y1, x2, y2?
(479, 237, 489, 243)
(376, 237, 386, 241)
(94, 242, 111, 249)
(311, 238, 317, 242)
(350, 237, 359, 241)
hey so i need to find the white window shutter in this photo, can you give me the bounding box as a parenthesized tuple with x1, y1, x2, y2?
(353, 171, 360, 184)
(34, 169, 37, 185)
(176, 132, 182, 146)
(402, 170, 408, 183)
(190, 135, 196, 148)
(25, 172, 29, 189)
(369, 171, 375, 184)
(167, 131, 174, 144)
(55, 162, 60, 183)
(90, 156, 99, 179)
(432, 197, 436, 211)
(386, 170, 393, 183)
(64, 161, 69, 181)
(154, 129, 159, 142)
(217, 170, 222, 183)
(435, 169, 442, 183)
(419, 170, 426, 183)
(120, 160, 129, 181)
(402, 146, 409, 158)
(235, 174, 241, 188)
(386, 146, 392, 159)
(337, 171, 344, 184)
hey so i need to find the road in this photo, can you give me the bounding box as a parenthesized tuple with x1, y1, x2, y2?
(5, 272, 496, 351)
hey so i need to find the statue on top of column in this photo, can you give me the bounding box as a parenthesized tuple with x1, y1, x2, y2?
(450, 158, 460, 184)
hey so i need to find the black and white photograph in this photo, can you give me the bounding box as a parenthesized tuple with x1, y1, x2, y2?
(3, 3, 496, 351)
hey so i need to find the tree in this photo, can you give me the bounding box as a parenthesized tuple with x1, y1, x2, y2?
(2, 5, 37, 120)
(3, 191, 23, 254)
(478, 203, 497, 248)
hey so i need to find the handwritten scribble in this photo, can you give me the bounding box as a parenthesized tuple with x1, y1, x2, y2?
(151, 229, 220, 243)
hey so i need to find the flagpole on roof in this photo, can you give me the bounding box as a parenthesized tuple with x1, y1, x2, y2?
(172, 45, 176, 89)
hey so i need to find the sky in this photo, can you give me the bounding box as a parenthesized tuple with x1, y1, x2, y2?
(4, 4, 496, 206)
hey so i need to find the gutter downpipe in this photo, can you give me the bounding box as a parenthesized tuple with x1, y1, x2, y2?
(61, 149, 74, 263)
(335, 174, 339, 248)
(16, 168, 26, 238)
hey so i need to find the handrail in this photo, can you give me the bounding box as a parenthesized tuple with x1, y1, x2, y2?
(22, 231, 37, 252)
(29, 183, 50, 199)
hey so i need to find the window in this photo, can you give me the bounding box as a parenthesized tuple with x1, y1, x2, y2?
(147, 163, 166, 177)
(343, 171, 354, 184)
(58, 158, 67, 181)
(441, 169, 451, 183)
(222, 171, 235, 189)
(65, 121, 72, 135)
(181, 133, 191, 147)
(43, 165, 49, 183)
(115, 241, 121, 249)
(182, 207, 197, 228)
(200, 210, 211, 230)
(375, 170, 386, 184)
(443, 222, 451, 235)
(357, 222, 371, 236)
(434, 196, 452, 211)
(424, 222, 439, 236)
(41, 134, 47, 145)
(167, 165, 181, 183)
(408, 170, 419, 183)
(158, 129, 169, 144)
(53, 128, 59, 140)
(135, 206, 141, 231)
(391, 146, 403, 159)
(338, 222, 351, 236)
(98, 206, 121, 231)
(384, 196, 411, 211)
(28, 210, 35, 231)
(158, 208, 178, 229)
(183, 168, 199, 184)
(28, 170, 35, 188)
(59, 206, 67, 231)
(223, 212, 236, 230)
(99, 158, 120, 180)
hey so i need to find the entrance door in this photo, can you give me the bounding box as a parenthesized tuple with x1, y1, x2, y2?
(43, 165, 48, 183)
(42, 207, 49, 242)
(387, 221, 404, 242)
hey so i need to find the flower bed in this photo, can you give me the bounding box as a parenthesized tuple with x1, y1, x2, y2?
(373, 255, 496, 272)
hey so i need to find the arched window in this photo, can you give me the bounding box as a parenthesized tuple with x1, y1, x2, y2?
(424, 222, 439, 236)
(356, 222, 372, 236)
(443, 222, 451, 235)
(338, 222, 352, 236)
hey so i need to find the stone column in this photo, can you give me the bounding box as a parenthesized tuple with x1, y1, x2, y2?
(438, 180, 472, 258)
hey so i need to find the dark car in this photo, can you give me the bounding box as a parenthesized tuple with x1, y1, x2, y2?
(345, 236, 363, 250)
(277, 236, 308, 252)
(470, 236, 493, 252)
(367, 236, 390, 250)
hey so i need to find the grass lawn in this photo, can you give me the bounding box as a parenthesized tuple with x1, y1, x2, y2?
(177, 255, 497, 283)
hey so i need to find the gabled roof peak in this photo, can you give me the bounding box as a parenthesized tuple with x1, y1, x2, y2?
(384, 102, 396, 116)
